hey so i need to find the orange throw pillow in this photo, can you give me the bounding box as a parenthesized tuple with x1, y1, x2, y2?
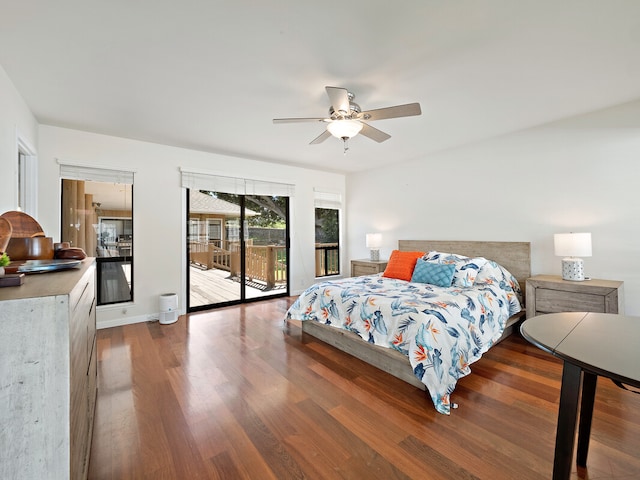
(382, 250, 425, 281)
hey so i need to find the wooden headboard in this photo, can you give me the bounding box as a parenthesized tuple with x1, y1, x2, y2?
(398, 240, 531, 298)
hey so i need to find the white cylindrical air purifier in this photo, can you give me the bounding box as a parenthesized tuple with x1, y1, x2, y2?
(159, 293, 178, 325)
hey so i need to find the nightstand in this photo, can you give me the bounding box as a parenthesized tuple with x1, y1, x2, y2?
(350, 259, 388, 277)
(525, 275, 624, 319)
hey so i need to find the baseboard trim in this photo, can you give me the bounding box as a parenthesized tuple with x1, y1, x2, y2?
(97, 313, 157, 330)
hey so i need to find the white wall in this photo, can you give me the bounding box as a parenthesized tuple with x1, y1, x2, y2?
(347, 99, 640, 315)
(0, 64, 38, 212)
(38, 125, 345, 328)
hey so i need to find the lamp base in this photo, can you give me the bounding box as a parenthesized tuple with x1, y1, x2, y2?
(369, 249, 380, 261)
(561, 257, 585, 281)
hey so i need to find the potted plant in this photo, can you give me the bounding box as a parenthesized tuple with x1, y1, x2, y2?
(0, 252, 10, 275)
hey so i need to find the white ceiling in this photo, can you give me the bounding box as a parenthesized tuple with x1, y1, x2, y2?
(1, 1, 640, 173)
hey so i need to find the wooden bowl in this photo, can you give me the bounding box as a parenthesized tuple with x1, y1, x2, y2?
(0, 211, 45, 238)
(0, 217, 11, 253)
(55, 247, 87, 260)
(5, 236, 54, 260)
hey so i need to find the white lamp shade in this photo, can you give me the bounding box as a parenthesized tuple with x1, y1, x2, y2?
(327, 120, 363, 139)
(366, 233, 382, 249)
(554, 233, 592, 257)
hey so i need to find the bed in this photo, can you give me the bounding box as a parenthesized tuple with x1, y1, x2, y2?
(286, 240, 531, 414)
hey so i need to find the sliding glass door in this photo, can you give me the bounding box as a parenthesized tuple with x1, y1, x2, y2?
(187, 189, 289, 311)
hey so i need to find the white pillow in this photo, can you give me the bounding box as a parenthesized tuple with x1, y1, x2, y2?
(423, 251, 488, 287)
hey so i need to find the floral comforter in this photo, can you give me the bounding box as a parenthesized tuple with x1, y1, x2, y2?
(286, 260, 521, 414)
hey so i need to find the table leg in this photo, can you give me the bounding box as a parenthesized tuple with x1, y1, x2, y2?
(553, 361, 583, 480)
(576, 372, 597, 467)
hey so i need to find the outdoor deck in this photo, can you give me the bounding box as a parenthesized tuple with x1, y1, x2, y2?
(189, 266, 285, 307)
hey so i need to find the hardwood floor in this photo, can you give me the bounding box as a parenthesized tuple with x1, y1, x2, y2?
(88, 297, 640, 479)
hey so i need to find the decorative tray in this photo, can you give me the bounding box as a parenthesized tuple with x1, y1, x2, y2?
(17, 259, 82, 274)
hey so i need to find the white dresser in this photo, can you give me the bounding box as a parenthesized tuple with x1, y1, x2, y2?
(0, 259, 97, 480)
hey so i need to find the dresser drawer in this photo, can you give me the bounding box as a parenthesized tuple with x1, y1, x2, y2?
(536, 288, 605, 313)
(350, 259, 388, 277)
(353, 264, 380, 276)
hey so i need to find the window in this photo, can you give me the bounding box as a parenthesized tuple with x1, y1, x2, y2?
(59, 163, 134, 306)
(18, 151, 26, 211)
(314, 189, 341, 277)
(16, 137, 38, 217)
(188, 218, 202, 242)
(207, 219, 222, 243)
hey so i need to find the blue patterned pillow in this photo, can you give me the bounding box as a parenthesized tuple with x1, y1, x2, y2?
(411, 259, 456, 287)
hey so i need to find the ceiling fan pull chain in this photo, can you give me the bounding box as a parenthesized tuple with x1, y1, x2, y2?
(343, 137, 349, 155)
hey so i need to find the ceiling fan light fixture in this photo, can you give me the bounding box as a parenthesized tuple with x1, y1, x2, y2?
(326, 119, 363, 139)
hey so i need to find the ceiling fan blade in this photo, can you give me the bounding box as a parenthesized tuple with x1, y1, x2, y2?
(273, 117, 327, 124)
(359, 123, 391, 143)
(359, 102, 422, 121)
(325, 86, 350, 116)
(309, 130, 332, 144)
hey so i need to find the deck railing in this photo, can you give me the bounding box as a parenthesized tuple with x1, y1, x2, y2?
(189, 241, 233, 270)
(190, 240, 340, 287)
(189, 241, 286, 289)
(242, 245, 287, 289)
(315, 242, 340, 277)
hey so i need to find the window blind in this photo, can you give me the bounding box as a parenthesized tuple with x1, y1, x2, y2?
(181, 170, 295, 197)
(314, 189, 342, 209)
(59, 162, 134, 184)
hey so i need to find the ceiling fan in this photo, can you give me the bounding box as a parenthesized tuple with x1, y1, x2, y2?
(273, 86, 422, 153)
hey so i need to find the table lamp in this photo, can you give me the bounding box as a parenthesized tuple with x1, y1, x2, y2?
(366, 233, 382, 261)
(554, 232, 592, 281)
